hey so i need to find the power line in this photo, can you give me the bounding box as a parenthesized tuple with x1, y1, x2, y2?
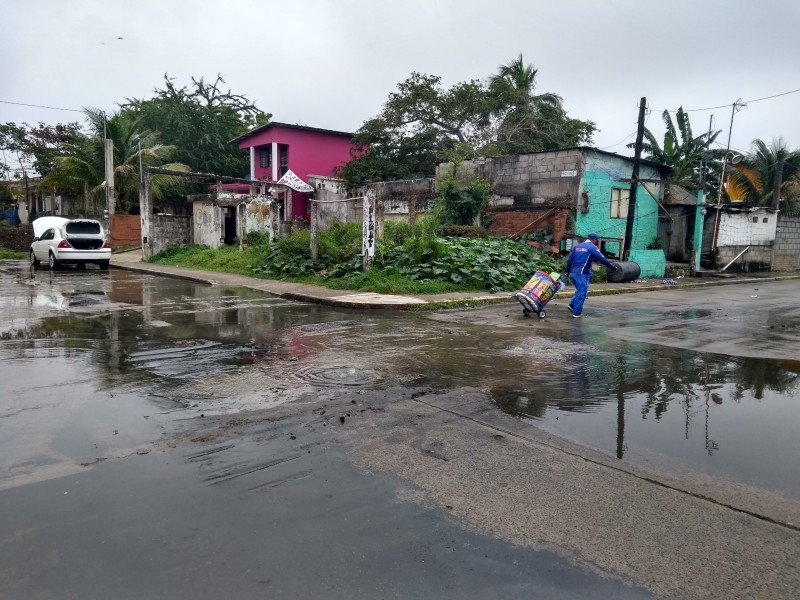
(0, 99, 84, 113)
(653, 87, 800, 114)
(598, 130, 637, 150)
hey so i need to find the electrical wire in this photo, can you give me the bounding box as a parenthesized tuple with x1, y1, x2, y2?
(653, 87, 800, 114)
(0, 99, 84, 113)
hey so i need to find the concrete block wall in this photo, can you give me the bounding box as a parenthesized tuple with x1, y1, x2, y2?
(109, 215, 141, 249)
(487, 151, 582, 208)
(716, 244, 772, 272)
(772, 215, 800, 271)
(307, 176, 436, 229)
(628, 249, 666, 278)
(150, 215, 192, 256)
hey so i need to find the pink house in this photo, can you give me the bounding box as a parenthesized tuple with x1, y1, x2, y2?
(234, 122, 354, 221)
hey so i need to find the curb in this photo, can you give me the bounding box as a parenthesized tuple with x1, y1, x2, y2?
(110, 260, 800, 310)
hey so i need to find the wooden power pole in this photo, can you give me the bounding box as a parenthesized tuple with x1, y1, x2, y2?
(623, 97, 647, 260)
(772, 152, 785, 211)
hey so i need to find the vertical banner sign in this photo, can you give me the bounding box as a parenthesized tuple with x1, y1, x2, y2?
(363, 197, 375, 256)
(363, 193, 376, 269)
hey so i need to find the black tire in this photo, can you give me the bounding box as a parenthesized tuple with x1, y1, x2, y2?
(522, 308, 531, 317)
(29, 250, 40, 267)
(99, 261, 110, 270)
(77, 262, 87, 270)
(48, 252, 60, 270)
(538, 310, 547, 319)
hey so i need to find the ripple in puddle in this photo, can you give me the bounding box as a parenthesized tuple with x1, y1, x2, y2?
(290, 365, 378, 387)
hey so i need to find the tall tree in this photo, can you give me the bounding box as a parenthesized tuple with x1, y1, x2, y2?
(337, 59, 594, 187)
(0, 121, 82, 178)
(44, 109, 188, 213)
(336, 72, 493, 186)
(487, 54, 594, 154)
(632, 107, 722, 186)
(727, 138, 800, 210)
(121, 74, 269, 177)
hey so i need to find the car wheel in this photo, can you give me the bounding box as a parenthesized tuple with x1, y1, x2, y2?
(48, 252, 60, 270)
(99, 261, 110, 270)
(77, 262, 87, 270)
(30, 250, 40, 267)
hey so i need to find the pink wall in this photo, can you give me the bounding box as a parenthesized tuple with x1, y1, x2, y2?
(238, 124, 353, 220)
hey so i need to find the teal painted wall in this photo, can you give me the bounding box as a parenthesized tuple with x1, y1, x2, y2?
(628, 249, 666, 278)
(576, 151, 663, 256)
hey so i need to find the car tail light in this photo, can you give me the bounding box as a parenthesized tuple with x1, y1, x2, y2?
(57, 240, 73, 249)
(102, 241, 111, 248)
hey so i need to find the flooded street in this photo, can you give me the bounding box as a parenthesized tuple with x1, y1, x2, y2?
(1, 260, 799, 599)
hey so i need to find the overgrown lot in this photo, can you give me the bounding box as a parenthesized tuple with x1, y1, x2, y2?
(150, 220, 565, 295)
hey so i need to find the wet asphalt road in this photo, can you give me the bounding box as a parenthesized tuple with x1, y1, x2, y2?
(1, 261, 799, 599)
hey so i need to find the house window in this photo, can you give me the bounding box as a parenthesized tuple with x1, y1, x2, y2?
(259, 149, 271, 168)
(752, 217, 758, 223)
(610, 188, 629, 219)
(762, 217, 769, 223)
(280, 146, 288, 176)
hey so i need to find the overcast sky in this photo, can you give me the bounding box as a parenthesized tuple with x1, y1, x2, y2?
(2, 0, 799, 160)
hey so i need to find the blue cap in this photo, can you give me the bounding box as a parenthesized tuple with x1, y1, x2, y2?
(587, 233, 600, 240)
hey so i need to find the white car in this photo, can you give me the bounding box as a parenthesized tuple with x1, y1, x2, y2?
(30, 216, 111, 270)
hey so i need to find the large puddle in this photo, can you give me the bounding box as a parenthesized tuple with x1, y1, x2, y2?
(1, 261, 799, 500)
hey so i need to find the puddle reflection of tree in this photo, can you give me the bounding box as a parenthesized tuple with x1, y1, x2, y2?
(618, 349, 800, 458)
(493, 324, 800, 462)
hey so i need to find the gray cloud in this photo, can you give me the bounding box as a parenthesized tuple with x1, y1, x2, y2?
(2, 0, 798, 157)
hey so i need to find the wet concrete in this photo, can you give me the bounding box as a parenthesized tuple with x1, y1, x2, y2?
(1, 260, 799, 599)
(0, 418, 652, 600)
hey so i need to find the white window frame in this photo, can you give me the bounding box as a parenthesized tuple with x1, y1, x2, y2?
(611, 188, 630, 219)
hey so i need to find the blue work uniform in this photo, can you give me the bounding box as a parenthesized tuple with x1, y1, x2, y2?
(565, 240, 616, 316)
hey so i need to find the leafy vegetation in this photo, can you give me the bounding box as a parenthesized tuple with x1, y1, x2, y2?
(0, 249, 26, 259)
(151, 217, 563, 295)
(336, 54, 595, 187)
(149, 243, 269, 276)
(248, 218, 563, 293)
(436, 165, 490, 226)
(121, 74, 269, 177)
(42, 109, 190, 214)
(2, 74, 265, 215)
(485, 54, 596, 156)
(728, 137, 800, 211)
(0, 122, 82, 179)
(630, 106, 722, 189)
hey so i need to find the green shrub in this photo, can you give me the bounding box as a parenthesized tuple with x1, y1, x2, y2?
(442, 225, 487, 238)
(436, 165, 490, 226)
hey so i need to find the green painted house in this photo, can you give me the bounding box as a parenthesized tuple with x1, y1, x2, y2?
(576, 148, 669, 277)
(444, 147, 671, 277)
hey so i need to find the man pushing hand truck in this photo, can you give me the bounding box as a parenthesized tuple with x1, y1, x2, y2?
(565, 233, 619, 318)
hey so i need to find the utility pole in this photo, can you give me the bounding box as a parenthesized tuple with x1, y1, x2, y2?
(623, 97, 647, 260)
(711, 99, 746, 251)
(772, 151, 785, 211)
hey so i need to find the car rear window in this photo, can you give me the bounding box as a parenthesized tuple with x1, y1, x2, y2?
(65, 222, 102, 235)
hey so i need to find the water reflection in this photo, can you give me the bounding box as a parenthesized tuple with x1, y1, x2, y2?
(493, 328, 800, 495)
(4, 263, 800, 497)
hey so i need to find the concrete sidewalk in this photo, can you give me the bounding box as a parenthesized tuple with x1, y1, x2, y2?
(111, 249, 800, 309)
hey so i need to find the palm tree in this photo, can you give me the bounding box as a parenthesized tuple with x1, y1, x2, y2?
(488, 54, 566, 151)
(632, 107, 722, 186)
(727, 138, 800, 210)
(44, 108, 188, 214)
